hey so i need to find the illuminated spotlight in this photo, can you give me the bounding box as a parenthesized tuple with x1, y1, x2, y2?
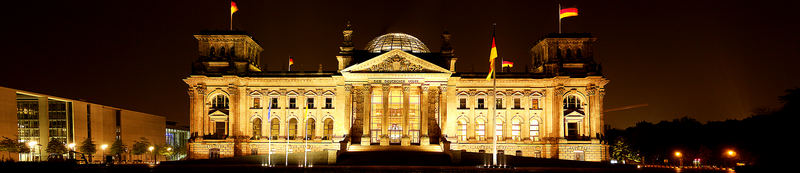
(637, 165, 642, 169)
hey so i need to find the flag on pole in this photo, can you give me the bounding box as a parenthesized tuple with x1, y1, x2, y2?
(230, 1, 239, 15)
(502, 61, 513, 68)
(559, 8, 578, 19)
(485, 36, 498, 80)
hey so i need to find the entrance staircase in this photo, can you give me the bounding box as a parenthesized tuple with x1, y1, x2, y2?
(336, 144, 451, 165)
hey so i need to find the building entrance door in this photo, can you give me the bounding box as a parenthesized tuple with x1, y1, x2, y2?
(389, 124, 402, 144)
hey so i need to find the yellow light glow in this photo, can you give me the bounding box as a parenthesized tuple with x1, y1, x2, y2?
(68, 143, 76, 149)
(28, 141, 37, 147)
(148, 146, 154, 151)
(101, 144, 108, 150)
(674, 151, 681, 157)
(167, 147, 172, 151)
(727, 150, 736, 157)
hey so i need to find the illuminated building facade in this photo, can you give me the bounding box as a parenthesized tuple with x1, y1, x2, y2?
(185, 24, 609, 161)
(0, 86, 166, 162)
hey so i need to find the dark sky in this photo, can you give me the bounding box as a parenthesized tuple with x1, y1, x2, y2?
(1, 0, 798, 128)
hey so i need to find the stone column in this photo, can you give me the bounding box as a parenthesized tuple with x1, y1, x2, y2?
(343, 85, 352, 138)
(298, 89, 306, 140)
(359, 86, 371, 145)
(381, 85, 390, 145)
(228, 86, 239, 138)
(279, 89, 287, 139)
(401, 85, 410, 146)
(554, 87, 565, 138)
(439, 85, 448, 132)
(420, 85, 430, 145)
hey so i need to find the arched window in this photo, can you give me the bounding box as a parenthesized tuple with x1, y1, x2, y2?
(288, 118, 297, 140)
(270, 119, 280, 139)
(511, 118, 521, 141)
(563, 95, 582, 109)
(306, 118, 315, 140)
(457, 119, 467, 141)
(530, 119, 540, 140)
(576, 49, 583, 58)
(220, 46, 226, 56)
(476, 118, 486, 140)
(212, 95, 229, 109)
(323, 118, 333, 140)
(209, 47, 215, 57)
(252, 118, 262, 138)
(496, 118, 505, 140)
(566, 48, 572, 58)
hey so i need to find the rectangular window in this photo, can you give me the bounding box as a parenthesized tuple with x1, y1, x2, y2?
(514, 98, 521, 109)
(477, 98, 485, 109)
(496, 98, 503, 109)
(459, 98, 467, 109)
(531, 99, 540, 109)
(253, 97, 261, 108)
(215, 122, 225, 136)
(271, 98, 279, 109)
(307, 98, 314, 109)
(325, 98, 333, 109)
(289, 98, 297, 109)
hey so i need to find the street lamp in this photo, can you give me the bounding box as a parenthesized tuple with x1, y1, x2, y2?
(674, 151, 682, 167)
(726, 149, 737, 168)
(101, 144, 108, 163)
(166, 147, 172, 161)
(68, 143, 76, 159)
(27, 141, 38, 161)
(148, 146, 155, 163)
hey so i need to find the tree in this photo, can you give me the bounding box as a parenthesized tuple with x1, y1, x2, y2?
(0, 137, 15, 161)
(109, 138, 126, 162)
(131, 137, 150, 162)
(610, 136, 641, 164)
(79, 138, 96, 162)
(45, 139, 68, 158)
(156, 144, 174, 161)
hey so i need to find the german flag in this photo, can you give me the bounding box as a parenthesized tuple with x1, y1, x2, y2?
(502, 61, 513, 68)
(486, 36, 498, 80)
(230, 1, 238, 15)
(559, 8, 578, 19)
(289, 57, 294, 66)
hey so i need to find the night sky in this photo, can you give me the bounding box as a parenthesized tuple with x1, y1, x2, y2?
(1, 0, 798, 128)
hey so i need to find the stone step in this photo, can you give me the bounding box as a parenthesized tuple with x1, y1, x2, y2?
(346, 144, 443, 152)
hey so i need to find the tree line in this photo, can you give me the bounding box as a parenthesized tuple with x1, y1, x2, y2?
(606, 88, 798, 168)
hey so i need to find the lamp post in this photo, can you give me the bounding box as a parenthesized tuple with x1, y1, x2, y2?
(100, 144, 108, 164)
(27, 141, 38, 162)
(674, 151, 682, 168)
(68, 143, 76, 160)
(148, 146, 155, 164)
(166, 147, 172, 161)
(726, 149, 737, 168)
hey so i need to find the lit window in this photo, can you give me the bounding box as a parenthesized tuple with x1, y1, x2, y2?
(323, 118, 333, 140)
(514, 98, 521, 109)
(496, 98, 503, 109)
(530, 119, 540, 140)
(457, 119, 467, 141)
(512, 119, 521, 140)
(476, 119, 485, 140)
(531, 98, 540, 110)
(253, 97, 261, 108)
(496, 119, 504, 140)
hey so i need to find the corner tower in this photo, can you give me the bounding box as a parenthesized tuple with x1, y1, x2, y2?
(530, 33, 601, 77)
(192, 31, 263, 75)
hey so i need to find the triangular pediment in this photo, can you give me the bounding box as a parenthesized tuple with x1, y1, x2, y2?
(342, 49, 450, 73)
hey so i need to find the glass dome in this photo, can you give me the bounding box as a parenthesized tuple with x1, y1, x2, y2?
(365, 33, 430, 53)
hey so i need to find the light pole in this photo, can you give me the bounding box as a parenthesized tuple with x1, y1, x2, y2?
(166, 147, 172, 161)
(674, 151, 682, 168)
(68, 143, 76, 160)
(27, 141, 38, 161)
(148, 146, 155, 164)
(726, 149, 737, 168)
(101, 144, 108, 158)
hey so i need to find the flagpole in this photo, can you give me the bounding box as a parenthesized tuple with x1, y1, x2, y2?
(303, 106, 308, 167)
(491, 23, 498, 167)
(558, 4, 561, 34)
(267, 99, 272, 166)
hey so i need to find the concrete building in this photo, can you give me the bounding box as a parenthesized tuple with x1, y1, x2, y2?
(0, 86, 166, 162)
(186, 23, 608, 162)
